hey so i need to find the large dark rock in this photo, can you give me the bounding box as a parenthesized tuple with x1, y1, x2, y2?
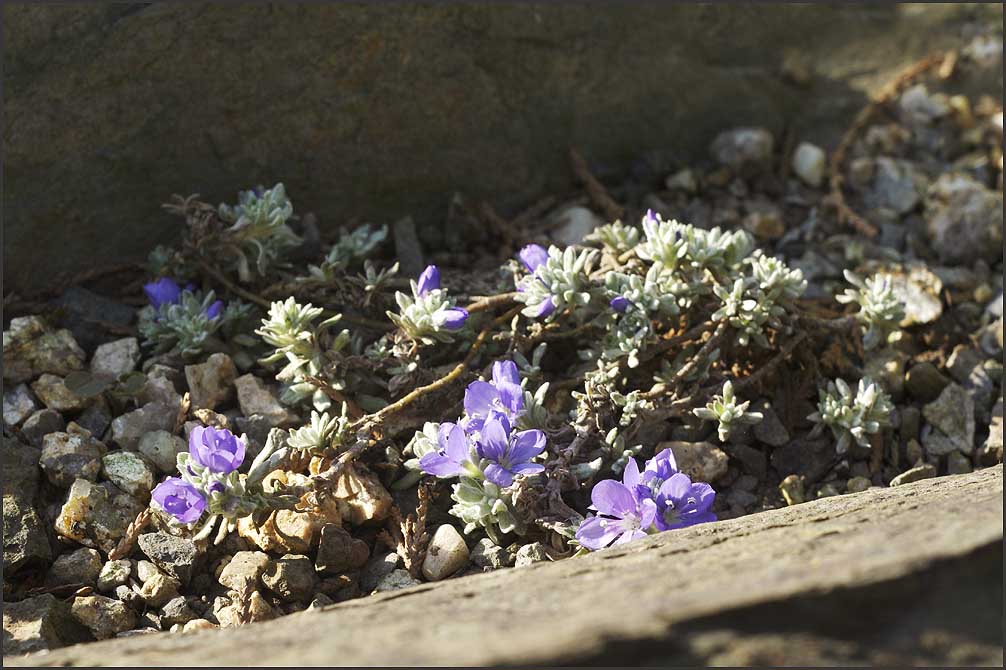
(2, 594, 92, 656)
(2, 437, 53, 575)
(8, 466, 1002, 666)
(3, 4, 1001, 292)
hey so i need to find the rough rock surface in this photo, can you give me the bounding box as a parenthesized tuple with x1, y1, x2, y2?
(2, 595, 91, 655)
(4, 4, 1000, 293)
(10, 467, 1002, 666)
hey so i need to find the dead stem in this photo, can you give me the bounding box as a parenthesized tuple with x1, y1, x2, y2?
(734, 330, 808, 393)
(828, 50, 951, 237)
(198, 261, 271, 309)
(464, 292, 517, 314)
(639, 322, 728, 400)
(200, 260, 393, 331)
(569, 148, 624, 222)
(107, 508, 152, 560)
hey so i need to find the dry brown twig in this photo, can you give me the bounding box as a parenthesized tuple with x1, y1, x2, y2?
(107, 508, 152, 560)
(828, 50, 952, 237)
(569, 148, 625, 222)
(173, 392, 192, 435)
(386, 483, 432, 579)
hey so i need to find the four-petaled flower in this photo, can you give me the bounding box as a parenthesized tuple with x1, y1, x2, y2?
(651, 471, 716, 531)
(188, 425, 246, 474)
(419, 422, 482, 479)
(575, 459, 657, 550)
(476, 414, 546, 487)
(151, 476, 206, 524)
(464, 360, 525, 432)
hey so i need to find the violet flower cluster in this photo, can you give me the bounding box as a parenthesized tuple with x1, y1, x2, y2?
(388, 264, 469, 344)
(150, 426, 247, 525)
(410, 360, 546, 540)
(149, 424, 291, 543)
(419, 360, 545, 487)
(138, 277, 248, 356)
(575, 448, 716, 550)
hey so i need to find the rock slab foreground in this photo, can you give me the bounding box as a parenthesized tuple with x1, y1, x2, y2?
(7, 466, 1002, 667)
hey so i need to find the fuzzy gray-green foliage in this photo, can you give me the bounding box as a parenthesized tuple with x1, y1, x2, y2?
(808, 376, 894, 454)
(138, 290, 250, 357)
(693, 380, 763, 441)
(218, 183, 302, 281)
(309, 224, 388, 280)
(256, 297, 351, 411)
(836, 270, 905, 350)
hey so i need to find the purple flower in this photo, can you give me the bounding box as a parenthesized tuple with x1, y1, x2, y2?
(419, 422, 480, 478)
(639, 448, 716, 531)
(529, 296, 556, 318)
(575, 459, 657, 550)
(144, 278, 182, 309)
(437, 307, 469, 330)
(151, 477, 206, 524)
(642, 208, 660, 228)
(205, 300, 224, 320)
(417, 265, 440, 296)
(464, 360, 524, 432)
(207, 481, 226, 496)
(651, 472, 716, 531)
(610, 296, 631, 313)
(188, 425, 246, 474)
(476, 414, 546, 487)
(519, 244, 549, 273)
(642, 448, 677, 483)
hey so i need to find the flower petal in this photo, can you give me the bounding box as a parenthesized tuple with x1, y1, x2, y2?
(689, 482, 716, 512)
(621, 457, 641, 489)
(508, 429, 546, 464)
(610, 296, 631, 313)
(419, 452, 464, 478)
(575, 516, 620, 551)
(590, 480, 637, 518)
(416, 265, 440, 295)
(518, 244, 549, 273)
(444, 423, 470, 464)
(439, 308, 469, 330)
(464, 381, 497, 419)
(531, 297, 556, 319)
(483, 463, 514, 487)
(644, 448, 678, 481)
(492, 360, 521, 387)
(681, 510, 717, 527)
(205, 300, 224, 320)
(479, 416, 509, 461)
(510, 462, 544, 476)
(496, 381, 524, 416)
(638, 497, 658, 529)
(611, 528, 647, 547)
(659, 472, 694, 502)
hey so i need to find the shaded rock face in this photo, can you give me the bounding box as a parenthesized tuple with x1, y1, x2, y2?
(3, 4, 1000, 292)
(8, 467, 1002, 667)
